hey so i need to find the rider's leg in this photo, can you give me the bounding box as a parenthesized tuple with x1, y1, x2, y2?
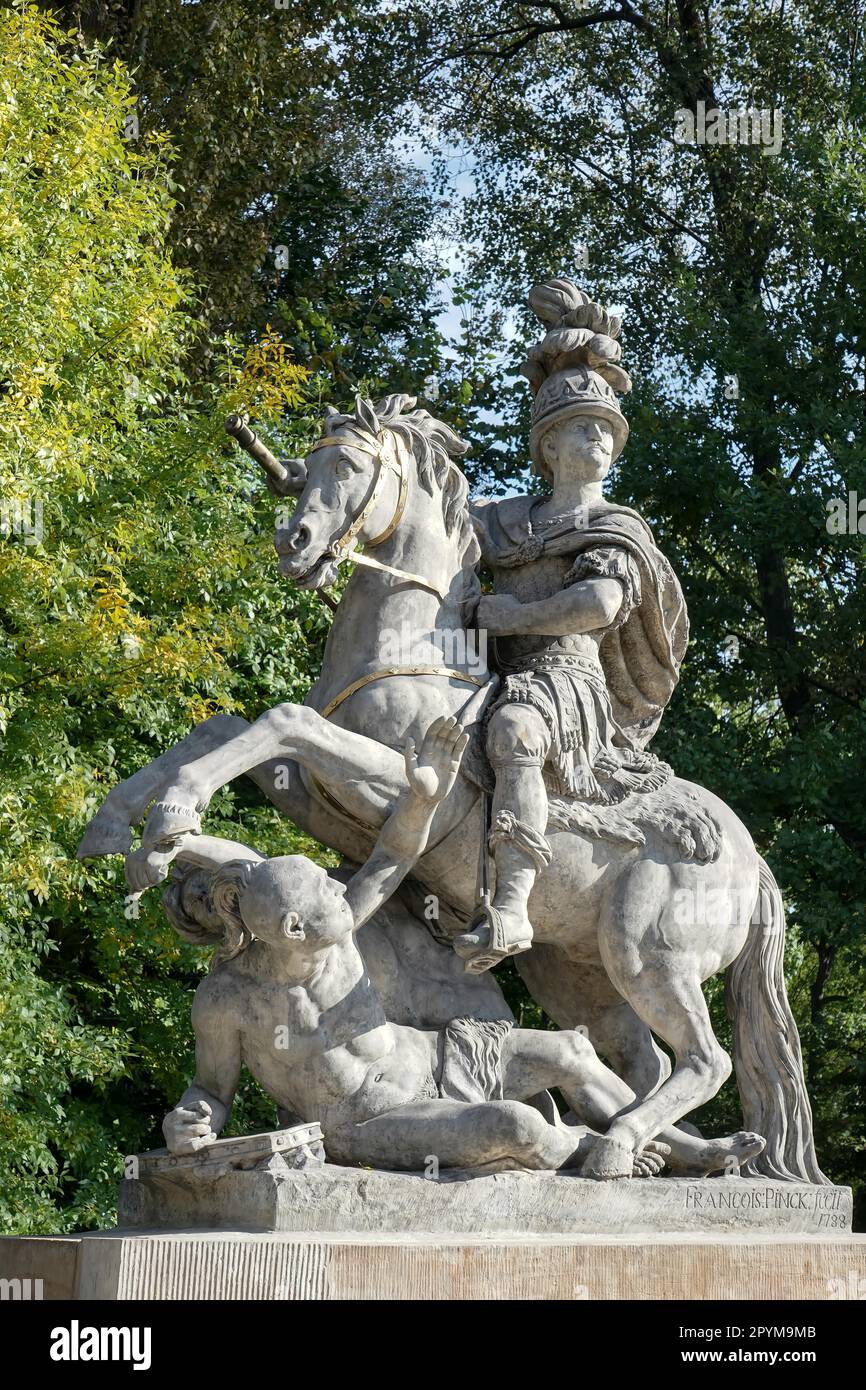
(455, 703, 552, 968)
(488, 705, 552, 942)
(501, 1028, 765, 1178)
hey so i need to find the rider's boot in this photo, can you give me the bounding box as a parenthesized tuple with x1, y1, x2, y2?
(454, 807, 552, 973)
(454, 707, 552, 972)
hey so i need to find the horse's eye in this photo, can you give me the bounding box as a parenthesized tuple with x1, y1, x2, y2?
(335, 458, 356, 481)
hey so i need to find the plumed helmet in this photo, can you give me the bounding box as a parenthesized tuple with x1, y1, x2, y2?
(519, 279, 631, 479)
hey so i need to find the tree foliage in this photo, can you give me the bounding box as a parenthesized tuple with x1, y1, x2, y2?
(31, 0, 448, 387)
(0, 6, 339, 1231)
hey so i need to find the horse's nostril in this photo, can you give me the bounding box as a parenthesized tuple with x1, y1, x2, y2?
(275, 523, 310, 556)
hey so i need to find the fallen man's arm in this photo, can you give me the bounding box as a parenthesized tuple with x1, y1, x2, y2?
(345, 716, 468, 931)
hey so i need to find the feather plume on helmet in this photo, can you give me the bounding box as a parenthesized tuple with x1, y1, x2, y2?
(519, 279, 632, 479)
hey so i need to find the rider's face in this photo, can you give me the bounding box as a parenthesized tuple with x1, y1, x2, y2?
(540, 415, 614, 484)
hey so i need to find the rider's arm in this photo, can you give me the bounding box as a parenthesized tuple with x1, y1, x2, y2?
(345, 717, 468, 932)
(478, 575, 624, 637)
(478, 545, 641, 637)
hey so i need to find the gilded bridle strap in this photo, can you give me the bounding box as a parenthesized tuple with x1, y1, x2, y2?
(348, 550, 447, 601)
(366, 444, 409, 547)
(309, 432, 382, 459)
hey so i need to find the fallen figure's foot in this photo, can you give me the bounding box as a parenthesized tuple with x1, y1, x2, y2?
(665, 1130, 766, 1178)
(631, 1140, 670, 1177)
(580, 1126, 766, 1181)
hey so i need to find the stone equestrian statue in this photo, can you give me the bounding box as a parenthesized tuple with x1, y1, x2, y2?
(78, 280, 827, 1185)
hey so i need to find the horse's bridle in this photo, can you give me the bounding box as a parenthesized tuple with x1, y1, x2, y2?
(306, 428, 446, 600)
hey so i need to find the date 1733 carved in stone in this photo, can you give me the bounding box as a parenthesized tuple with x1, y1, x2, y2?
(78, 280, 827, 1188)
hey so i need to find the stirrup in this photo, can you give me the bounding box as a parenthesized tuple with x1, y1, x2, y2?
(453, 902, 533, 974)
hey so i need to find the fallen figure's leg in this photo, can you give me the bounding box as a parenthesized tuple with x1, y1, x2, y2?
(327, 1097, 669, 1176)
(500, 1027, 765, 1178)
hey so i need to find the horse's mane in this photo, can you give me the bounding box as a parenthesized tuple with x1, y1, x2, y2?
(321, 393, 481, 618)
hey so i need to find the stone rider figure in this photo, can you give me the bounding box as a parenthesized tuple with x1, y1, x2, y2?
(455, 280, 689, 973)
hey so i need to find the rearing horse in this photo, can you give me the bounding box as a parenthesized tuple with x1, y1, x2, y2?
(79, 394, 825, 1183)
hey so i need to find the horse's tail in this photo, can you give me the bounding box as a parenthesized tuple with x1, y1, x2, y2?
(725, 857, 828, 1183)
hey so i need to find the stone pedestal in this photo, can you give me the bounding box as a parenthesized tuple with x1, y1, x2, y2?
(1, 1164, 861, 1300)
(116, 1164, 853, 1238)
(2, 1229, 865, 1301)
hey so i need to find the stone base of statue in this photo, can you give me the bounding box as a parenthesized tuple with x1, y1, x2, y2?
(3, 1220, 864, 1302)
(115, 1160, 854, 1239)
(1, 1131, 862, 1300)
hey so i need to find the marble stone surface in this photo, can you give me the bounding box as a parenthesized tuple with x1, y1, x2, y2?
(116, 1166, 853, 1238)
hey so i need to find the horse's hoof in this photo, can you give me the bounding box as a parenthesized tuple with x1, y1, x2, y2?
(580, 1135, 635, 1180)
(142, 792, 202, 847)
(77, 815, 133, 858)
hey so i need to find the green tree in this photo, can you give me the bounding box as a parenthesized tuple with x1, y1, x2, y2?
(0, 5, 331, 1233)
(30, 0, 449, 387)
(0, 3, 451, 1234)
(29, 0, 351, 336)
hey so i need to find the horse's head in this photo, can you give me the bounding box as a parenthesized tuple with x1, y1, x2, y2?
(275, 396, 397, 589)
(275, 394, 473, 594)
